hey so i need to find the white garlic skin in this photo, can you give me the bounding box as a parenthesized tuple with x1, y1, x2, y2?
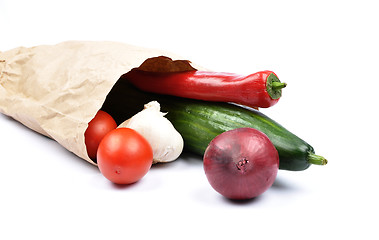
(118, 101, 184, 163)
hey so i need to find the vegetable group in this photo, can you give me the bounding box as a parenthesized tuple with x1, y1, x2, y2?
(102, 81, 327, 171)
(203, 128, 279, 200)
(97, 128, 153, 184)
(95, 56, 327, 199)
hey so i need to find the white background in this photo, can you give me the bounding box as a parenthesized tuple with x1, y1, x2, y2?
(1, 0, 378, 239)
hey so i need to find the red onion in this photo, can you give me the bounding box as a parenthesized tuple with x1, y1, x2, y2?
(203, 128, 279, 200)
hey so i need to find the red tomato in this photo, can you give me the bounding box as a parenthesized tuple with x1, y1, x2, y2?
(97, 128, 153, 184)
(85, 110, 117, 162)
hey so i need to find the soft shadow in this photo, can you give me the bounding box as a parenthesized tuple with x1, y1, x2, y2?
(270, 177, 297, 191)
(179, 151, 203, 164)
(194, 185, 265, 207)
(52, 140, 101, 172)
(150, 151, 203, 171)
(110, 181, 140, 190)
(1, 113, 100, 170)
(1, 113, 53, 141)
(222, 195, 263, 205)
(150, 161, 175, 170)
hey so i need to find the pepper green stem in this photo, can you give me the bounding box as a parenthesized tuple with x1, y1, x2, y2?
(272, 81, 287, 90)
(308, 153, 328, 165)
(266, 73, 287, 100)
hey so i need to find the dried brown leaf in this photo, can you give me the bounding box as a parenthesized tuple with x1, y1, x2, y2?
(136, 56, 197, 73)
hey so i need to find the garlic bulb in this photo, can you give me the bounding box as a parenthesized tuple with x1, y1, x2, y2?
(118, 101, 184, 163)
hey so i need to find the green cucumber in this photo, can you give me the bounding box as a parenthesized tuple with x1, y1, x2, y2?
(102, 78, 327, 171)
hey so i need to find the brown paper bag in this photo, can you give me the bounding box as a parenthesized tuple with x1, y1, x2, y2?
(0, 41, 193, 165)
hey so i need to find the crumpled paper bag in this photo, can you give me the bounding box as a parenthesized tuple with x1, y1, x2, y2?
(0, 41, 189, 165)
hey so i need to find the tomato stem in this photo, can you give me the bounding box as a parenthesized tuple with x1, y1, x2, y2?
(307, 153, 328, 165)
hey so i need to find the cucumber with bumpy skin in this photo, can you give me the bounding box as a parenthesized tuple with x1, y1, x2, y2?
(102, 77, 327, 171)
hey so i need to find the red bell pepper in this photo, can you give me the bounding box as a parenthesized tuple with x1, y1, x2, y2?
(125, 67, 286, 108)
